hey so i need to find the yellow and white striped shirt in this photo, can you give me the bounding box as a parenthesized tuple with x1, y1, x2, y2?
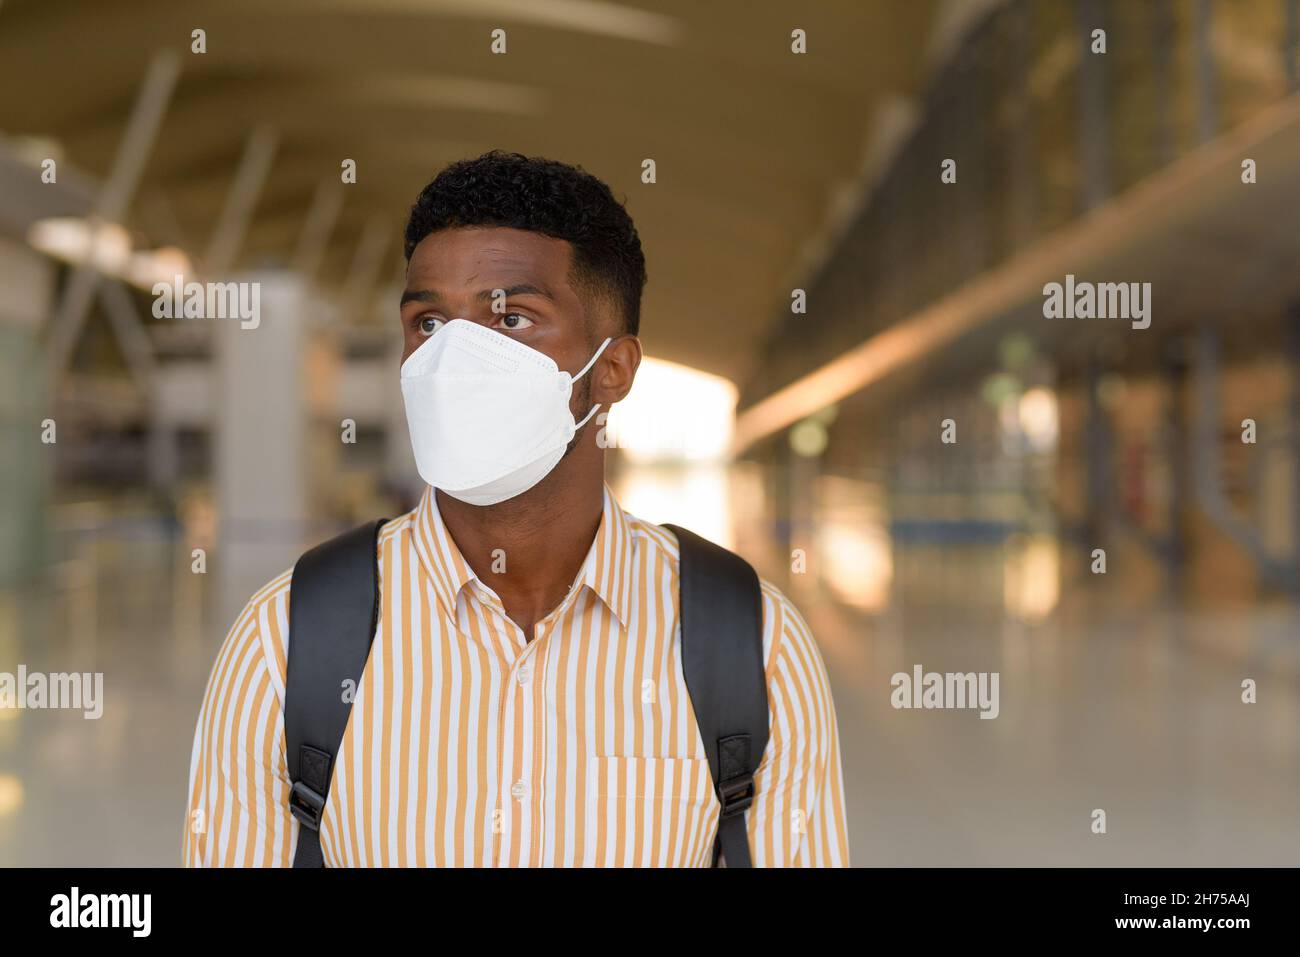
(184, 485, 848, 867)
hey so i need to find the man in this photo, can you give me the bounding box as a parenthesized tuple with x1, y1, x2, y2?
(184, 151, 848, 867)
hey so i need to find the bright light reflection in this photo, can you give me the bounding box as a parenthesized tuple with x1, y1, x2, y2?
(615, 466, 732, 549)
(604, 358, 736, 463)
(29, 217, 132, 273)
(813, 476, 893, 612)
(0, 774, 23, 817)
(1003, 534, 1060, 622)
(27, 217, 194, 290)
(815, 521, 893, 611)
(1018, 387, 1059, 452)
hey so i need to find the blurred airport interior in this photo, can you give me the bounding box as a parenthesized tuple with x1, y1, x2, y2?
(2, 0, 1300, 865)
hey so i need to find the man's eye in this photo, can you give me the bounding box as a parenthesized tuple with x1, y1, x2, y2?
(497, 313, 534, 331)
(417, 316, 443, 337)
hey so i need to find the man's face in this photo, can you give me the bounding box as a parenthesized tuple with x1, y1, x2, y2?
(400, 226, 604, 376)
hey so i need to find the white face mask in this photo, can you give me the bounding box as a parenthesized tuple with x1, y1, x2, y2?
(400, 319, 612, 507)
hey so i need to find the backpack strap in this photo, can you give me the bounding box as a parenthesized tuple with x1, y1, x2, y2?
(662, 524, 768, 868)
(284, 519, 387, 868)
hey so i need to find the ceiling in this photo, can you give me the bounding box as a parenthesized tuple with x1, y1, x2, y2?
(0, 0, 956, 383)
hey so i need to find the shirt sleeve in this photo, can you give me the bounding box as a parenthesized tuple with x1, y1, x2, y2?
(746, 584, 850, 867)
(182, 573, 297, 867)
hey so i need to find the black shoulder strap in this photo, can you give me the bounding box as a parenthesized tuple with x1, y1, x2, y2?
(284, 519, 387, 868)
(662, 524, 768, 868)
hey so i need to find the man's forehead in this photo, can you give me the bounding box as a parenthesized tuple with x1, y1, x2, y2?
(407, 227, 572, 283)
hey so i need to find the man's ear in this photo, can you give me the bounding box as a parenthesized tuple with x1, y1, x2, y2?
(593, 335, 642, 405)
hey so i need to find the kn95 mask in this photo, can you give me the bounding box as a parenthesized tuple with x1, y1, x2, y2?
(400, 319, 611, 507)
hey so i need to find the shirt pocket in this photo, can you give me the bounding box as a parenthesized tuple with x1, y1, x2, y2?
(587, 756, 718, 867)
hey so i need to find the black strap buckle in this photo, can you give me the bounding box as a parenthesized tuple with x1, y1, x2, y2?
(717, 775, 754, 817)
(289, 780, 326, 831)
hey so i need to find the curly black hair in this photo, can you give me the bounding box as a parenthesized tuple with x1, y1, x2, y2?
(403, 151, 647, 336)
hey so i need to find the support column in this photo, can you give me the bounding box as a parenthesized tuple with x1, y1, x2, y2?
(1006, 0, 1037, 250)
(1193, 0, 1218, 145)
(1161, 343, 1190, 597)
(213, 270, 309, 627)
(1286, 0, 1298, 93)
(1153, 0, 1176, 165)
(1288, 304, 1300, 599)
(1084, 355, 1111, 549)
(0, 238, 56, 582)
(1077, 0, 1111, 211)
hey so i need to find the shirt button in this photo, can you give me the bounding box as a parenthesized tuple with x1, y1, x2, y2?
(516, 666, 531, 685)
(510, 779, 529, 801)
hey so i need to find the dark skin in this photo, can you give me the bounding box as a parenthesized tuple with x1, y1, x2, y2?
(400, 226, 642, 641)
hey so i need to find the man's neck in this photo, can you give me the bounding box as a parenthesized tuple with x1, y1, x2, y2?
(434, 468, 605, 641)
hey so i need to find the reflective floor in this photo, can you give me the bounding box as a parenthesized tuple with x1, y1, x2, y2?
(798, 589, 1300, 866)
(2, 475, 1298, 866)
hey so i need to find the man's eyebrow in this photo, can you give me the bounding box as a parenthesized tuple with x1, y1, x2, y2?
(400, 289, 441, 306)
(474, 282, 554, 302)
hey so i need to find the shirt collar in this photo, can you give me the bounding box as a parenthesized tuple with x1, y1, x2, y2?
(576, 483, 636, 630)
(410, 483, 636, 630)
